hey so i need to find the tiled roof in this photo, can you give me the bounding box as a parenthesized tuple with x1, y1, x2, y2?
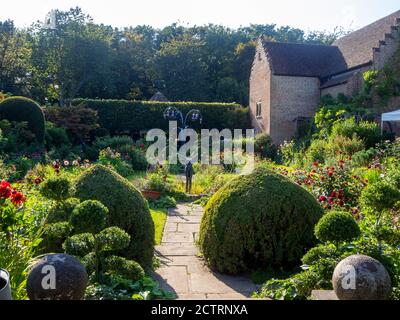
(333, 10, 400, 69)
(262, 41, 348, 78)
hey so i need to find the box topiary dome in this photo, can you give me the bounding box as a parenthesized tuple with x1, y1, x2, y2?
(199, 166, 323, 274)
(0, 96, 45, 143)
(74, 165, 154, 267)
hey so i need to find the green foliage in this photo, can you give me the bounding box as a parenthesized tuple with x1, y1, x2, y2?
(98, 147, 134, 177)
(328, 134, 365, 157)
(72, 99, 250, 132)
(45, 122, 71, 149)
(41, 221, 72, 253)
(64, 233, 95, 256)
(85, 274, 175, 300)
(360, 181, 400, 212)
(306, 139, 327, 163)
(150, 196, 177, 209)
(314, 211, 360, 244)
(46, 198, 80, 223)
(144, 171, 169, 192)
(199, 166, 323, 274)
(301, 245, 338, 266)
(74, 165, 154, 267)
(352, 148, 378, 167)
(254, 133, 278, 160)
(0, 96, 45, 143)
(94, 136, 148, 171)
(104, 256, 145, 282)
(331, 118, 382, 149)
(39, 176, 72, 202)
(70, 200, 109, 234)
(97, 227, 131, 252)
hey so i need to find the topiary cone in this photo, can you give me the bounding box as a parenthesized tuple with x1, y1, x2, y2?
(74, 165, 154, 268)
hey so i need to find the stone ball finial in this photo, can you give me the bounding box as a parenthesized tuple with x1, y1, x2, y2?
(332, 255, 392, 300)
(27, 254, 88, 300)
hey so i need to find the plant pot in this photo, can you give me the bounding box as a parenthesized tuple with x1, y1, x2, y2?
(0, 269, 12, 300)
(141, 190, 162, 201)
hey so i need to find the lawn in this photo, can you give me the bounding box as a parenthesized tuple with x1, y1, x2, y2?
(150, 208, 168, 245)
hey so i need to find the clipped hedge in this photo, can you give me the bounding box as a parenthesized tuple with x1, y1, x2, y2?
(74, 165, 154, 267)
(71, 99, 250, 132)
(0, 96, 45, 143)
(199, 167, 323, 274)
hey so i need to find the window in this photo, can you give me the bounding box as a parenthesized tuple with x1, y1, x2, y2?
(256, 101, 262, 118)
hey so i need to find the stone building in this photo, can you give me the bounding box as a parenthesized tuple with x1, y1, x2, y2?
(249, 10, 400, 144)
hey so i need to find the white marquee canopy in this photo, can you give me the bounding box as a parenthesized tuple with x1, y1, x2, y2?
(381, 109, 400, 134)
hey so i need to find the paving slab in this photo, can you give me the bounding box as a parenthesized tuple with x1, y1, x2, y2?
(154, 203, 257, 300)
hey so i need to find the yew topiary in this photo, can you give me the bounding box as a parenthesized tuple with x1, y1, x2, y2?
(0, 96, 45, 143)
(40, 176, 72, 202)
(315, 211, 361, 244)
(74, 165, 154, 267)
(199, 167, 323, 274)
(70, 200, 108, 235)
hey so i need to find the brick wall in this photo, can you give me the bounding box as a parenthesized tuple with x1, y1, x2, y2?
(249, 41, 271, 134)
(270, 75, 320, 144)
(373, 29, 400, 70)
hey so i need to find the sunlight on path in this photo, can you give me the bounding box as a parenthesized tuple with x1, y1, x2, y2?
(153, 203, 258, 300)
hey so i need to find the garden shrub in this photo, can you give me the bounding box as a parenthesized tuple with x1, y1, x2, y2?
(254, 133, 278, 160)
(96, 227, 131, 252)
(104, 256, 145, 282)
(98, 147, 134, 177)
(199, 166, 323, 274)
(301, 245, 338, 266)
(40, 176, 72, 202)
(45, 122, 71, 148)
(0, 96, 45, 143)
(41, 222, 72, 253)
(314, 211, 360, 244)
(351, 148, 378, 167)
(306, 139, 327, 163)
(70, 200, 109, 235)
(43, 105, 99, 142)
(94, 135, 134, 151)
(128, 149, 148, 171)
(63, 233, 95, 257)
(74, 165, 154, 267)
(331, 118, 382, 149)
(71, 99, 250, 132)
(360, 181, 400, 212)
(46, 198, 80, 224)
(327, 134, 365, 156)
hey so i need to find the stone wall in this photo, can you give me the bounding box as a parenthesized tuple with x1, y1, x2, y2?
(270, 75, 320, 144)
(249, 41, 271, 134)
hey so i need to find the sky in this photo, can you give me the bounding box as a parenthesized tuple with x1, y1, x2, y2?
(1, 0, 399, 32)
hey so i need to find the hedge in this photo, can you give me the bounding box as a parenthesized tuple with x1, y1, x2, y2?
(0, 96, 45, 143)
(71, 99, 250, 132)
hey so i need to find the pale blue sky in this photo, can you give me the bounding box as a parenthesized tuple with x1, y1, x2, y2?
(1, 0, 399, 32)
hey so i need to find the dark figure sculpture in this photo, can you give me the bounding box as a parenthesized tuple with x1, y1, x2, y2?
(185, 161, 194, 193)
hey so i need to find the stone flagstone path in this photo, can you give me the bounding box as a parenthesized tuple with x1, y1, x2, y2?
(153, 203, 259, 300)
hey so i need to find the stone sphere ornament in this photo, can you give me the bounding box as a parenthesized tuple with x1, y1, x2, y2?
(27, 254, 88, 300)
(332, 255, 392, 300)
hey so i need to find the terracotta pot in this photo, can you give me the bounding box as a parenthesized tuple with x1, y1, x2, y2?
(0, 269, 12, 300)
(141, 190, 162, 200)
